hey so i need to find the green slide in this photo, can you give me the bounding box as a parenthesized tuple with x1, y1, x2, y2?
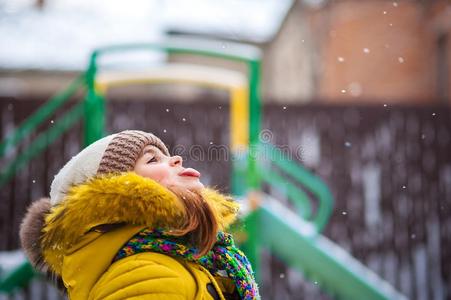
(241, 141, 407, 299)
(245, 195, 406, 300)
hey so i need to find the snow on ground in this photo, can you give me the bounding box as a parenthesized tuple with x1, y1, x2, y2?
(0, 250, 26, 273)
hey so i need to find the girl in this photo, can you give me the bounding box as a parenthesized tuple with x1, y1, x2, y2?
(20, 130, 259, 300)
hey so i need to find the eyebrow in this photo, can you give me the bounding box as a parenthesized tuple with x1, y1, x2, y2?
(142, 146, 160, 156)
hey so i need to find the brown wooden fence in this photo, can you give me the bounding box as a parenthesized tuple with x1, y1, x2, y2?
(261, 104, 451, 300)
(0, 96, 450, 299)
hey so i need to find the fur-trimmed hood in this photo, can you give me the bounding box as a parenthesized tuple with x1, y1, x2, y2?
(20, 172, 239, 277)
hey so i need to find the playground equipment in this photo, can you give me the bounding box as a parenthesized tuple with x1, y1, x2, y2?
(0, 37, 406, 299)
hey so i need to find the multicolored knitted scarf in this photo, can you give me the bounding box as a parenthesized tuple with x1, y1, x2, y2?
(114, 228, 260, 300)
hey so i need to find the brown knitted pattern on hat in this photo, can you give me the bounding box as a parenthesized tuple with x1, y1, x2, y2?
(97, 130, 169, 175)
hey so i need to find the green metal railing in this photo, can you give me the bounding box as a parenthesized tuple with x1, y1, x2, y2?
(242, 141, 334, 282)
(257, 142, 333, 233)
(0, 75, 85, 158)
(260, 167, 312, 219)
(0, 75, 86, 188)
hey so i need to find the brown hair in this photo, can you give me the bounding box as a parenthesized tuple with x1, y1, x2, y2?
(167, 186, 218, 256)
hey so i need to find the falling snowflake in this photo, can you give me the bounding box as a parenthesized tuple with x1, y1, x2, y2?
(389, 23, 393, 27)
(279, 273, 285, 279)
(398, 57, 404, 63)
(314, 281, 318, 285)
(402, 185, 406, 189)
(163, 129, 167, 133)
(344, 141, 352, 147)
(182, 118, 186, 122)
(342, 211, 347, 215)
(209, 141, 213, 145)
(348, 82, 362, 97)
(32, 180, 36, 183)
(165, 108, 170, 112)
(341, 89, 347, 94)
(383, 104, 388, 107)
(50, 120, 54, 124)
(283, 106, 287, 110)
(383, 11, 387, 14)
(393, 2, 398, 7)
(337, 56, 345, 62)
(363, 48, 370, 54)
(301, 39, 305, 43)
(411, 234, 416, 239)
(432, 113, 436, 116)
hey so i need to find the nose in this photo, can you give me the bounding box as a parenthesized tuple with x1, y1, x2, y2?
(169, 155, 183, 167)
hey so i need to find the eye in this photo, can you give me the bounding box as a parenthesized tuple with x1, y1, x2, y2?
(146, 157, 157, 164)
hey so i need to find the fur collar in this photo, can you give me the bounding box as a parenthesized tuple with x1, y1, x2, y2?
(39, 172, 239, 275)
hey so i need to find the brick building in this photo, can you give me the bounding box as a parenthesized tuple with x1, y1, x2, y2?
(169, 0, 451, 105)
(309, 0, 451, 104)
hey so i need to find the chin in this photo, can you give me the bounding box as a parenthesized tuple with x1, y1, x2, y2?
(189, 182, 204, 192)
(178, 177, 204, 192)
(184, 178, 204, 191)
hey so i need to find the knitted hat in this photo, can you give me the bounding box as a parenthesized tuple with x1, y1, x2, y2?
(50, 130, 169, 206)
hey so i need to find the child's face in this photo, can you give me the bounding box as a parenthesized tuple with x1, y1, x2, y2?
(134, 145, 204, 192)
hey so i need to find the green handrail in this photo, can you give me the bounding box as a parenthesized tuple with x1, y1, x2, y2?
(259, 166, 312, 220)
(0, 74, 85, 157)
(89, 38, 261, 65)
(257, 142, 333, 232)
(0, 102, 85, 188)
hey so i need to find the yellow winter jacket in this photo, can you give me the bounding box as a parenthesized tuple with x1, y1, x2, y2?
(63, 224, 235, 299)
(39, 172, 240, 300)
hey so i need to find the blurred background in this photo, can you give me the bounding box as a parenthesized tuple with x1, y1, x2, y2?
(0, 0, 450, 299)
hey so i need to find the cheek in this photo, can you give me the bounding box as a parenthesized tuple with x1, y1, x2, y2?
(135, 163, 172, 183)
